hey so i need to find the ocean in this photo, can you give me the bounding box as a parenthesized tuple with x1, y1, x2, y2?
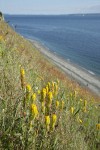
(5, 14, 100, 76)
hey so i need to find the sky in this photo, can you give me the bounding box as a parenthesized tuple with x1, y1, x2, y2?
(0, 0, 100, 14)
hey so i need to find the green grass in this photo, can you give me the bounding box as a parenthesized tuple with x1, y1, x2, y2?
(0, 20, 100, 150)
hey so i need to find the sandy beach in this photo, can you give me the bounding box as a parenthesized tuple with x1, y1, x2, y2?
(29, 39, 100, 97)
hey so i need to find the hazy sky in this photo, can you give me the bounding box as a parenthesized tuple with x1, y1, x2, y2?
(0, 0, 100, 14)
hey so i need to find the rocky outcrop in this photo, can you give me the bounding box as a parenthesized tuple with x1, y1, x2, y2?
(0, 11, 4, 21)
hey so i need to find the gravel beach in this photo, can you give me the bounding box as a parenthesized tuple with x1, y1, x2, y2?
(30, 39, 100, 97)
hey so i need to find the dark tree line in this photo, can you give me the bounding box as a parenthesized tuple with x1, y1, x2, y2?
(0, 11, 4, 20)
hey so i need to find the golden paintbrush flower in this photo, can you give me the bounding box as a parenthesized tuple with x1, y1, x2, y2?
(48, 91, 53, 101)
(45, 115, 50, 125)
(70, 107, 74, 114)
(26, 84, 32, 101)
(52, 114, 57, 123)
(51, 114, 57, 130)
(31, 104, 39, 119)
(47, 91, 53, 107)
(45, 115, 50, 131)
(32, 93, 36, 101)
(41, 88, 46, 101)
(56, 100, 59, 109)
(20, 68, 25, 76)
(96, 124, 100, 130)
(26, 84, 31, 92)
(20, 67, 25, 89)
(37, 90, 40, 95)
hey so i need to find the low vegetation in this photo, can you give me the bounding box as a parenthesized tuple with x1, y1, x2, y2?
(0, 20, 100, 150)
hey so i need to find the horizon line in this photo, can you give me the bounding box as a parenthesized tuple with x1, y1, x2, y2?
(4, 12, 100, 16)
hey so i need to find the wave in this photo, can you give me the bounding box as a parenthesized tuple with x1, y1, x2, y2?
(87, 70, 95, 75)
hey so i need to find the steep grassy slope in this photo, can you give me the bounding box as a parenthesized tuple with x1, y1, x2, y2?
(0, 20, 100, 150)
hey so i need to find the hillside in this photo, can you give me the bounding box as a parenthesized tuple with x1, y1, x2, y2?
(0, 20, 100, 149)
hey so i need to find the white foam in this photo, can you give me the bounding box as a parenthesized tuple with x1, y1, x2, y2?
(88, 70, 95, 75)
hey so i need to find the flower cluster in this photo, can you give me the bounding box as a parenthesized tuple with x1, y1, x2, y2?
(20, 66, 25, 89)
(20, 67, 64, 132)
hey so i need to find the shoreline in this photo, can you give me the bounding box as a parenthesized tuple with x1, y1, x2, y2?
(29, 39, 100, 97)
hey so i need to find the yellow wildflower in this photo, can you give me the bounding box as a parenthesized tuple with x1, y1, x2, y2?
(56, 100, 59, 109)
(31, 104, 39, 119)
(48, 91, 53, 106)
(48, 91, 53, 100)
(20, 67, 25, 89)
(96, 124, 100, 130)
(51, 114, 57, 130)
(70, 107, 74, 114)
(45, 115, 50, 131)
(37, 90, 40, 95)
(26, 84, 32, 100)
(32, 93, 36, 101)
(46, 86, 49, 94)
(41, 88, 46, 101)
(20, 68, 25, 76)
(26, 84, 31, 92)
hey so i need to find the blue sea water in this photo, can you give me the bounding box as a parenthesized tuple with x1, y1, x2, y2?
(5, 14, 100, 76)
